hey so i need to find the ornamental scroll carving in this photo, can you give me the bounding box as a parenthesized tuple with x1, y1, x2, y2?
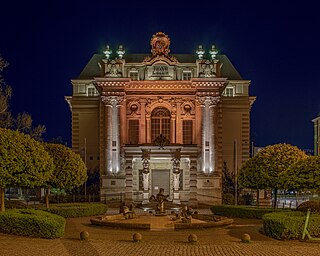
(143, 32, 177, 63)
(101, 95, 125, 107)
(105, 60, 123, 78)
(126, 99, 140, 116)
(198, 60, 216, 78)
(195, 96, 220, 107)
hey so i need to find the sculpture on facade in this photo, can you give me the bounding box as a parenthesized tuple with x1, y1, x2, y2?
(149, 188, 169, 215)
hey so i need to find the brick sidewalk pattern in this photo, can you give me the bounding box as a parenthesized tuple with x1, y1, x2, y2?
(0, 208, 319, 256)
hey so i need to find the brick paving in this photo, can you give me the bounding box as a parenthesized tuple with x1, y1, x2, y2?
(1, 208, 320, 256)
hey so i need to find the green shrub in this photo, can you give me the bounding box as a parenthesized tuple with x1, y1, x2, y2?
(211, 205, 290, 219)
(296, 200, 320, 214)
(40, 203, 107, 218)
(263, 211, 320, 240)
(0, 209, 65, 239)
(222, 193, 235, 205)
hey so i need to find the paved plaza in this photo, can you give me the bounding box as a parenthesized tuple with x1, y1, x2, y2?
(1, 209, 320, 256)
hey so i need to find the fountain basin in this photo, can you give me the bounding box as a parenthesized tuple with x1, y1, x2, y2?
(90, 213, 233, 231)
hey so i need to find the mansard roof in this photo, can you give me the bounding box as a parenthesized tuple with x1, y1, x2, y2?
(77, 53, 242, 80)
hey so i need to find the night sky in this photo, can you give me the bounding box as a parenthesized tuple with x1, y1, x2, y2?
(1, 1, 319, 151)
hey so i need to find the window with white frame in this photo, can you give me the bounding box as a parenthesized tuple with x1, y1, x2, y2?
(88, 87, 96, 96)
(182, 71, 192, 80)
(225, 87, 234, 97)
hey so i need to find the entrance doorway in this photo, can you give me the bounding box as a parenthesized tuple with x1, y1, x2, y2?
(151, 169, 170, 196)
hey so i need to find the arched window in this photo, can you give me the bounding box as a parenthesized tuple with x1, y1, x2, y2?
(151, 107, 171, 142)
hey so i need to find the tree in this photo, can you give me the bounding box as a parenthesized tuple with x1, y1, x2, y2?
(0, 55, 45, 140)
(238, 143, 307, 208)
(0, 128, 54, 211)
(222, 161, 235, 204)
(286, 155, 320, 193)
(43, 143, 87, 208)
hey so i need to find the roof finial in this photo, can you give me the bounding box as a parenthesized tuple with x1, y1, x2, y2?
(196, 45, 205, 59)
(117, 45, 125, 59)
(209, 44, 218, 60)
(103, 45, 112, 59)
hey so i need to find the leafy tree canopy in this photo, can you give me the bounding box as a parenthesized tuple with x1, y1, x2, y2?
(44, 143, 87, 189)
(238, 143, 307, 190)
(286, 155, 320, 191)
(0, 128, 54, 188)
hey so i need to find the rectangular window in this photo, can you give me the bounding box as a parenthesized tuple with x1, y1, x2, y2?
(162, 119, 170, 139)
(183, 120, 193, 144)
(182, 71, 192, 80)
(225, 87, 234, 97)
(129, 71, 138, 80)
(128, 120, 139, 144)
(88, 87, 95, 96)
(151, 119, 160, 142)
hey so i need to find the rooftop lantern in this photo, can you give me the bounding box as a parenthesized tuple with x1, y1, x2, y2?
(117, 45, 125, 59)
(209, 44, 218, 60)
(103, 45, 112, 60)
(196, 45, 205, 59)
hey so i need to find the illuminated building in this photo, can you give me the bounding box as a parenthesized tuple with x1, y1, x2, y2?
(65, 32, 256, 205)
(313, 115, 320, 155)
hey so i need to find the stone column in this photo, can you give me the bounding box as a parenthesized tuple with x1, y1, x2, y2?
(176, 100, 182, 144)
(140, 99, 147, 144)
(146, 117, 151, 143)
(101, 95, 125, 174)
(207, 97, 220, 174)
(195, 95, 220, 174)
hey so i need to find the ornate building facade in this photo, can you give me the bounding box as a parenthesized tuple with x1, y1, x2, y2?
(66, 32, 255, 205)
(313, 115, 320, 155)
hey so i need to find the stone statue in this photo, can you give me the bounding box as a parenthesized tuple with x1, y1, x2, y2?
(149, 188, 169, 215)
(180, 205, 193, 223)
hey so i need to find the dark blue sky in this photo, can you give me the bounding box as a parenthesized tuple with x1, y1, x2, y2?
(1, 1, 319, 150)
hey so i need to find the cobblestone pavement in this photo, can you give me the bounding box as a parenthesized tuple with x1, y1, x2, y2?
(1, 209, 320, 256)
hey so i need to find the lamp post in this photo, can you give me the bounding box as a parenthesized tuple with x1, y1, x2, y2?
(234, 139, 238, 206)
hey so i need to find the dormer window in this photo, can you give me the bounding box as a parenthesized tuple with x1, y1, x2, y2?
(225, 87, 234, 97)
(183, 71, 192, 80)
(87, 86, 97, 96)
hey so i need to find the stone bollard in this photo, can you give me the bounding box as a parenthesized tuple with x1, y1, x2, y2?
(80, 231, 89, 241)
(188, 234, 198, 243)
(241, 233, 251, 243)
(133, 233, 142, 242)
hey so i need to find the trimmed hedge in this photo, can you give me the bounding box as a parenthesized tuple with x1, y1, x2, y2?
(0, 209, 65, 239)
(41, 203, 108, 218)
(263, 211, 320, 240)
(210, 205, 290, 219)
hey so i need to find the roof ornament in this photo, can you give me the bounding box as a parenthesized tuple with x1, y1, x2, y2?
(143, 32, 177, 63)
(117, 45, 125, 59)
(209, 44, 218, 60)
(151, 32, 171, 57)
(196, 45, 205, 59)
(103, 45, 112, 60)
